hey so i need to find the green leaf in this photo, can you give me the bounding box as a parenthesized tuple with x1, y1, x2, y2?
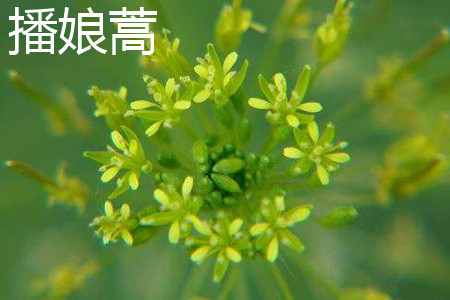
(213, 158, 245, 174)
(258, 74, 275, 101)
(131, 227, 159, 246)
(279, 229, 304, 252)
(227, 60, 248, 95)
(211, 174, 242, 193)
(319, 206, 358, 229)
(192, 140, 209, 164)
(83, 151, 113, 165)
(292, 65, 311, 106)
(127, 110, 166, 121)
(207, 43, 223, 78)
(140, 211, 182, 226)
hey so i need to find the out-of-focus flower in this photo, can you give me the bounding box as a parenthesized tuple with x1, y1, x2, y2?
(6, 160, 90, 212)
(215, 0, 266, 52)
(32, 261, 98, 300)
(140, 29, 191, 78)
(88, 86, 133, 130)
(314, 0, 352, 66)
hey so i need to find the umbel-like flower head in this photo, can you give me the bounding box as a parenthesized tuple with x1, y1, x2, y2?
(88, 86, 132, 130)
(248, 65, 322, 128)
(140, 177, 203, 244)
(126, 76, 192, 137)
(250, 193, 312, 262)
(140, 29, 191, 78)
(215, 0, 266, 52)
(284, 122, 350, 185)
(314, 0, 352, 65)
(186, 213, 251, 283)
(84, 126, 152, 198)
(193, 43, 248, 106)
(90, 201, 138, 245)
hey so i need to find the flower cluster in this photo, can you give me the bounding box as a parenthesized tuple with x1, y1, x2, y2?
(248, 65, 322, 128)
(314, 0, 352, 66)
(82, 25, 352, 284)
(283, 122, 350, 185)
(84, 126, 152, 198)
(126, 76, 192, 136)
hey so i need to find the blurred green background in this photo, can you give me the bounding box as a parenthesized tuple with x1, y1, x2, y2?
(1, 0, 449, 299)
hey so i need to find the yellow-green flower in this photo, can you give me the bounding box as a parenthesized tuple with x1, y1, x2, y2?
(193, 43, 248, 106)
(125, 76, 192, 137)
(84, 126, 152, 198)
(314, 0, 352, 65)
(90, 201, 138, 245)
(250, 194, 312, 262)
(215, 0, 266, 52)
(88, 86, 132, 130)
(283, 122, 350, 185)
(186, 213, 251, 282)
(248, 65, 322, 127)
(140, 177, 203, 244)
(140, 29, 191, 78)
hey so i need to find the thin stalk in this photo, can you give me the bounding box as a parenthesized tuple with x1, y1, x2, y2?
(180, 262, 212, 300)
(6, 160, 56, 188)
(268, 264, 295, 300)
(286, 253, 341, 299)
(217, 265, 241, 300)
(260, 0, 309, 74)
(144, 0, 173, 30)
(180, 119, 199, 141)
(310, 61, 325, 87)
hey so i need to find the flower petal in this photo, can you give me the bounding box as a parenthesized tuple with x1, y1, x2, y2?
(250, 223, 270, 236)
(226, 247, 242, 263)
(154, 189, 171, 206)
(317, 164, 329, 185)
(283, 147, 305, 159)
(286, 114, 300, 127)
(228, 218, 243, 235)
(223, 52, 238, 74)
(101, 167, 120, 183)
(191, 246, 211, 263)
(248, 98, 272, 109)
(128, 172, 139, 190)
(182, 176, 194, 199)
(193, 89, 212, 103)
(325, 153, 350, 163)
(130, 100, 157, 110)
(174, 100, 191, 110)
(104, 201, 114, 216)
(266, 235, 279, 262)
(298, 102, 323, 113)
(145, 121, 162, 136)
(169, 220, 181, 244)
(308, 121, 319, 144)
(194, 65, 209, 79)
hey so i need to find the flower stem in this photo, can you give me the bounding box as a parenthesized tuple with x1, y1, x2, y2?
(286, 253, 341, 298)
(217, 265, 241, 300)
(268, 264, 294, 300)
(260, 0, 309, 74)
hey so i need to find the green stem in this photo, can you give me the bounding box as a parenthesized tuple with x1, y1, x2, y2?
(217, 265, 241, 300)
(310, 62, 325, 87)
(144, 0, 173, 30)
(268, 264, 294, 300)
(287, 253, 341, 299)
(260, 0, 309, 74)
(6, 160, 56, 188)
(180, 262, 212, 300)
